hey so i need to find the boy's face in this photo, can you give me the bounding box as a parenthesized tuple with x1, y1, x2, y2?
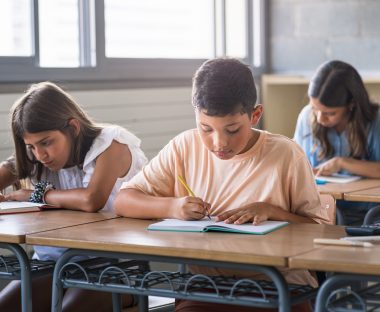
(196, 108, 261, 160)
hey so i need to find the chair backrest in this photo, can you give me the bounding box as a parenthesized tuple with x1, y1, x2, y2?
(320, 194, 336, 225)
(363, 205, 380, 225)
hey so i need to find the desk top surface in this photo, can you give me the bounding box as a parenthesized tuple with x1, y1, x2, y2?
(0, 210, 118, 244)
(344, 186, 380, 203)
(289, 244, 380, 275)
(27, 219, 344, 267)
(318, 179, 380, 200)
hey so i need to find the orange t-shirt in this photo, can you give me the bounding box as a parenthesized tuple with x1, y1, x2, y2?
(122, 129, 331, 286)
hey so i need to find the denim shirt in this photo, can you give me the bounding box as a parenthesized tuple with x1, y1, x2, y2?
(294, 104, 380, 219)
(294, 104, 380, 172)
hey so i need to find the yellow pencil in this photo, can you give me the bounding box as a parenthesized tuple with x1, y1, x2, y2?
(178, 175, 211, 219)
(178, 175, 195, 197)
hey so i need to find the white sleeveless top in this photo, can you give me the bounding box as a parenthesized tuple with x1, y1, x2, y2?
(33, 125, 147, 260)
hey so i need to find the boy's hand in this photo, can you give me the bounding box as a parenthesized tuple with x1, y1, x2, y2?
(314, 157, 342, 176)
(3, 189, 33, 202)
(216, 202, 272, 225)
(172, 196, 211, 220)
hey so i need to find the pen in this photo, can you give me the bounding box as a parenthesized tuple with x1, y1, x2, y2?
(341, 236, 380, 242)
(313, 238, 373, 248)
(178, 175, 211, 220)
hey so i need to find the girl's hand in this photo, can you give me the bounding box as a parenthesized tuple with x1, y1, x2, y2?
(3, 189, 33, 202)
(0, 192, 5, 202)
(172, 196, 211, 220)
(314, 157, 342, 176)
(216, 202, 272, 225)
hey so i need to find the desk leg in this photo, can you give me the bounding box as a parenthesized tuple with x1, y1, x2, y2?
(259, 266, 291, 312)
(111, 293, 121, 312)
(51, 249, 80, 312)
(137, 295, 148, 312)
(0, 243, 32, 312)
(315, 275, 355, 312)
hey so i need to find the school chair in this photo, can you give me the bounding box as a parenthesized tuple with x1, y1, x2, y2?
(335, 206, 347, 225)
(320, 194, 336, 225)
(336, 203, 374, 226)
(363, 204, 380, 225)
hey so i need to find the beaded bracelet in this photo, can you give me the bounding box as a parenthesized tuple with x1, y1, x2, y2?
(29, 181, 56, 204)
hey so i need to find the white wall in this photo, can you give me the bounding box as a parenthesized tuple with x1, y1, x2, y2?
(0, 87, 195, 161)
(271, 0, 380, 73)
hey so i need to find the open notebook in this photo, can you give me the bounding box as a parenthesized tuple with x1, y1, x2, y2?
(147, 218, 288, 235)
(0, 201, 45, 214)
(315, 173, 362, 184)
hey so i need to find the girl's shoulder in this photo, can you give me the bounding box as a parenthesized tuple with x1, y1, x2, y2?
(83, 125, 143, 167)
(298, 104, 312, 121)
(295, 104, 313, 132)
(98, 125, 142, 145)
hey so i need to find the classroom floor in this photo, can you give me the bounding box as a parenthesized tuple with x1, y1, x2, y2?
(124, 296, 174, 312)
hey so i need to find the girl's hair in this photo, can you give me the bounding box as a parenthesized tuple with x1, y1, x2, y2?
(308, 60, 379, 160)
(11, 82, 102, 180)
(192, 58, 257, 116)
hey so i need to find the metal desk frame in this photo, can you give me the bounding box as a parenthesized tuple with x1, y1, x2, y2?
(0, 243, 33, 312)
(51, 248, 317, 312)
(315, 273, 380, 312)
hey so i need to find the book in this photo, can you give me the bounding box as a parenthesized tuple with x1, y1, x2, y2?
(147, 218, 288, 235)
(315, 173, 361, 184)
(0, 201, 45, 214)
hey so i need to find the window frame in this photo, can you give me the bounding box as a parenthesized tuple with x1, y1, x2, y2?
(0, 0, 267, 84)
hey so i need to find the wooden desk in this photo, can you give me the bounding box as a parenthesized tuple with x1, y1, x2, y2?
(318, 179, 380, 200)
(344, 186, 380, 203)
(289, 245, 380, 275)
(289, 245, 380, 312)
(27, 220, 345, 312)
(0, 210, 118, 243)
(27, 219, 345, 267)
(0, 210, 118, 312)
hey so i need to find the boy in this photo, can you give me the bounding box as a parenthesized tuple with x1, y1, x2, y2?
(114, 58, 330, 312)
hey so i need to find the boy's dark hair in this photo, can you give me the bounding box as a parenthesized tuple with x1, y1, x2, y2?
(192, 58, 257, 116)
(308, 60, 379, 159)
(11, 82, 102, 180)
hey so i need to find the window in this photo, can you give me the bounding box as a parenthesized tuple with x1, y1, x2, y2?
(0, 0, 266, 83)
(0, 0, 32, 57)
(39, 0, 80, 67)
(105, 0, 214, 59)
(225, 0, 247, 59)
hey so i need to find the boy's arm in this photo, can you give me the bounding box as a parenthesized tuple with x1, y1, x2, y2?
(114, 188, 176, 219)
(114, 188, 210, 220)
(292, 152, 331, 224)
(267, 204, 317, 223)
